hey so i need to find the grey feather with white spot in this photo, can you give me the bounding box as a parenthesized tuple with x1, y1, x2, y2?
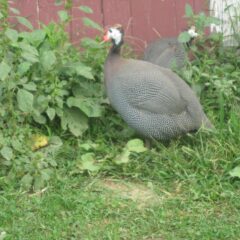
(104, 25, 212, 141)
(143, 38, 187, 69)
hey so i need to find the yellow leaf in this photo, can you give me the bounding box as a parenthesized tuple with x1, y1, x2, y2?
(31, 134, 48, 151)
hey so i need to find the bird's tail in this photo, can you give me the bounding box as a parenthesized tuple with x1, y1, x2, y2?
(202, 115, 215, 130)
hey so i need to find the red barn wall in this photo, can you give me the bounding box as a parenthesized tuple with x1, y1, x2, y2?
(9, 0, 207, 52)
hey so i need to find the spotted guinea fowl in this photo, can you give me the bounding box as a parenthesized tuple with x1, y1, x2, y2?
(143, 26, 198, 69)
(103, 24, 212, 141)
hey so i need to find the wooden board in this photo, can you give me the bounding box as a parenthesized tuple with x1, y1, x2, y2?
(102, 0, 132, 31)
(9, 0, 38, 30)
(7, 0, 208, 51)
(102, 0, 133, 49)
(38, 0, 64, 24)
(131, 0, 177, 52)
(175, 0, 194, 33)
(194, 0, 209, 12)
(210, 0, 240, 45)
(71, 0, 103, 44)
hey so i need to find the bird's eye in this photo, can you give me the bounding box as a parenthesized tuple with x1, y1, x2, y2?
(109, 29, 112, 33)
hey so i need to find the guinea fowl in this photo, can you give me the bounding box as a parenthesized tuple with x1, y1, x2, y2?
(103, 24, 212, 141)
(143, 26, 198, 69)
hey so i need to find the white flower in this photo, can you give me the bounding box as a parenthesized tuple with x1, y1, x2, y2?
(188, 26, 199, 38)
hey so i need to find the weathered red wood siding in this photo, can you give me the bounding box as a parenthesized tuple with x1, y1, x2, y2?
(9, 0, 206, 52)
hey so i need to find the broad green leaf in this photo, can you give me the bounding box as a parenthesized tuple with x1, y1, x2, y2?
(40, 51, 56, 70)
(17, 62, 31, 76)
(16, 16, 33, 30)
(29, 30, 46, 46)
(115, 149, 131, 164)
(0, 61, 11, 81)
(23, 82, 37, 91)
(17, 89, 34, 112)
(178, 31, 191, 43)
(77, 153, 100, 172)
(72, 82, 102, 98)
(81, 37, 101, 49)
(5, 28, 18, 42)
(79, 143, 92, 151)
(33, 113, 46, 124)
(21, 174, 33, 190)
(46, 107, 56, 120)
(126, 139, 147, 153)
(0, 11, 3, 19)
(67, 97, 102, 117)
(229, 166, 240, 178)
(19, 43, 39, 55)
(185, 4, 193, 17)
(10, 7, 20, 15)
(82, 17, 103, 31)
(74, 65, 94, 79)
(79, 6, 93, 14)
(41, 169, 52, 181)
(58, 10, 69, 22)
(20, 43, 39, 63)
(79, 142, 98, 151)
(8, 79, 17, 90)
(0, 146, 13, 161)
(61, 107, 88, 137)
(21, 52, 39, 63)
(35, 95, 49, 113)
(0, 230, 6, 240)
(55, 107, 63, 117)
(0, 135, 4, 145)
(33, 175, 45, 190)
(115, 139, 147, 165)
(49, 136, 63, 147)
(12, 139, 22, 152)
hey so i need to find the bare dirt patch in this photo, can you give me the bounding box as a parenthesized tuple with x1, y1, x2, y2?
(98, 179, 162, 209)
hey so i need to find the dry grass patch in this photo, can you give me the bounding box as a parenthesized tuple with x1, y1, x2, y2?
(97, 179, 162, 209)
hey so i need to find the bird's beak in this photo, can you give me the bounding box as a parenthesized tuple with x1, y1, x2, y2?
(100, 32, 109, 45)
(102, 28, 111, 43)
(103, 33, 110, 42)
(100, 35, 110, 45)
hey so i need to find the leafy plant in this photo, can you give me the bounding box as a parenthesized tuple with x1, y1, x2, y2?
(178, 4, 221, 45)
(0, 2, 106, 137)
(223, 1, 240, 46)
(176, 3, 240, 125)
(0, 1, 107, 190)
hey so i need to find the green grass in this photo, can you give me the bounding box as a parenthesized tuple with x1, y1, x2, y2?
(1, 62, 240, 239)
(1, 115, 240, 239)
(1, 174, 240, 240)
(1, 10, 240, 238)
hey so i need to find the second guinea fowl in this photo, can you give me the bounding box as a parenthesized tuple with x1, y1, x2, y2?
(143, 26, 198, 69)
(103, 24, 212, 141)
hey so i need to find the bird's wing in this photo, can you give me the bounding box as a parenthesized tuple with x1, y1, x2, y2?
(116, 67, 187, 115)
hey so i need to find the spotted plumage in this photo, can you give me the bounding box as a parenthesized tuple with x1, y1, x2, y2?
(143, 38, 187, 69)
(103, 25, 212, 141)
(143, 26, 198, 69)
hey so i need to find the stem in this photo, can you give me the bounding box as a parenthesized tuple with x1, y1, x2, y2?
(0, 0, 9, 32)
(219, 92, 225, 131)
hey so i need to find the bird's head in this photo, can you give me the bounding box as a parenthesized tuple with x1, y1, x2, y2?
(103, 24, 124, 47)
(187, 25, 199, 38)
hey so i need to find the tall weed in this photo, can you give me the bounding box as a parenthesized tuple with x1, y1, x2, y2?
(0, 1, 107, 190)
